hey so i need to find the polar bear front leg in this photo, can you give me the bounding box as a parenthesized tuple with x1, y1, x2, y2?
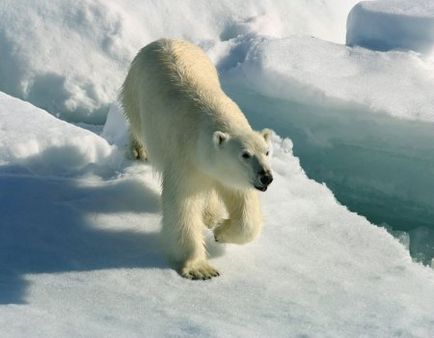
(202, 189, 227, 229)
(161, 172, 220, 280)
(214, 188, 263, 244)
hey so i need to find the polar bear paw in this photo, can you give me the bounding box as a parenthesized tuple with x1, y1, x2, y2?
(128, 137, 147, 161)
(180, 260, 220, 280)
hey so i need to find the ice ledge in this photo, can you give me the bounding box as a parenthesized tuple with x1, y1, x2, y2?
(346, 0, 434, 54)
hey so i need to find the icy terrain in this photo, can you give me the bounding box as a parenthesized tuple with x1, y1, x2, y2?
(1, 92, 434, 337)
(347, 0, 434, 53)
(1, 0, 434, 336)
(221, 35, 434, 263)
(226, 36, 434, 122)
(0, 0, 359, 123)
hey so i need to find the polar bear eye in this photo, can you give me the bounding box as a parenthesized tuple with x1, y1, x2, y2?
(241, 151, 251, 159)
(266, 151, 270, 156)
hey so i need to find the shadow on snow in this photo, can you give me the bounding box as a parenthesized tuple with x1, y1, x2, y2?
(0, 147, 166, 304)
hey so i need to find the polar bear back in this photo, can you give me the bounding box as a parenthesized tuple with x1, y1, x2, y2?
(121, 39, 251, 171)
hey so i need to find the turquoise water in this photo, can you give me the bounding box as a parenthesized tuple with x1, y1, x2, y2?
(224, 80, 434, 264)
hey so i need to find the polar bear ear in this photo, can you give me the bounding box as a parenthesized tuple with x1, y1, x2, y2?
(213, 131, 229, 147)
(261, 128, 272, 143)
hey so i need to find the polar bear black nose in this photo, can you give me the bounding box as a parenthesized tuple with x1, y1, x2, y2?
(259, 171, 273, 185)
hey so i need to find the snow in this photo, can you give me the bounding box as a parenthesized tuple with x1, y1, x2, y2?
(227, 36, 434, 123)
(218, 34, 434, 256)
(0, 0, 359, 123)
(101, 102, 129, 148)
(2, 0, 433, 124)
(1, 0, 434, 335)
(1, 93, 434, 336)
(361, 0, 434, 17)
(0, 91, 112, 175)
(347, 0, 434, 53)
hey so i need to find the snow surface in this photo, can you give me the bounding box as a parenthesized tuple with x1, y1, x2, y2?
(1, 0, 433, 124)
(0, 0, 359, 123)
(347, 0, 434, 53)
(1, 91, 434, 337)
(0, 92, 112, 175)
(227, 36, 434, 123)
(1, 0, 434, 335)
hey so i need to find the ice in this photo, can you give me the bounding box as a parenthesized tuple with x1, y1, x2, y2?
(347, 0, 434, 53)
(1, 94, 434, 336)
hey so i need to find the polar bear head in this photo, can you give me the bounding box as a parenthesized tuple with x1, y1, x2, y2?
(202, 128, 273, 191)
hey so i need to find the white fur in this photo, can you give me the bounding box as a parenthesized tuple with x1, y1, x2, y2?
(121, 39, 272, 279)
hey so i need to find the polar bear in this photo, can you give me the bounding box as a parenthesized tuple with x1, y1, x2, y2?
(121, 39, 273, 280)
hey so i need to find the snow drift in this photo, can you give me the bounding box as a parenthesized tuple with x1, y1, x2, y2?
(221, 35, 434, 262)
(0, 92, 112, 175)
(226, 35, 434, 122)
(0, 0, 359, 123)
(1, 91, 434, 336)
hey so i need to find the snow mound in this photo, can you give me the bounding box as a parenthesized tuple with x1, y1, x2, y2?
(1, 92, 433, 336)
(229, 36, 434, 122)
(2, 0, 432, 124)
(101, 102, 129, 148)
(0, 91, 112, 176)
(0, 0, 358, 122)
(347, 0, 434, 53)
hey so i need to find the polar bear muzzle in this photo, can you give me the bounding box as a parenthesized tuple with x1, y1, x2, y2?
(254, 169, 273, 191)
